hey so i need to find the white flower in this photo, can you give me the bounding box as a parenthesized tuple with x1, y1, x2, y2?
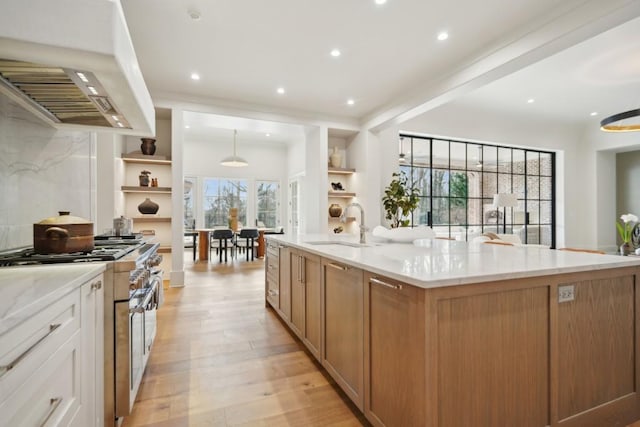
(620, 213, 638, 223)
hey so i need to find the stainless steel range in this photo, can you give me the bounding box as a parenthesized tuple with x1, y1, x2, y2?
(0, 234, 163, 427)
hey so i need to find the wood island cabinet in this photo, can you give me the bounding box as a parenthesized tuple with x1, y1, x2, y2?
(322, 258, 364, 410)
(278, 246, 291, 321)
(364, 272, 426, 427)
(264, 238, 640, 427)
(265, 240, 280, 309)
(288, 249, 321, 359)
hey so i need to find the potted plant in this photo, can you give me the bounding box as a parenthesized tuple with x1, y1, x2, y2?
(382, 171, 420, 228)
(617, 213, 638, 255)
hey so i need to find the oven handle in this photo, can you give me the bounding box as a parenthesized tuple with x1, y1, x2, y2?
(129, 281, 157, 314)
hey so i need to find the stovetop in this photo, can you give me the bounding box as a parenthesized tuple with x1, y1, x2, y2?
(0, 240, 143, 266)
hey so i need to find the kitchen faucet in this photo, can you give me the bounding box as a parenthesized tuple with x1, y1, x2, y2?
(340, 202, 367, 244)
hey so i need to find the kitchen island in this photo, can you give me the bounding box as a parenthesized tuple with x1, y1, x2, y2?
(265, 234, 640, 427)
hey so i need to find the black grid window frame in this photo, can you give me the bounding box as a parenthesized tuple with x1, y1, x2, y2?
(399, 134, 556, 248)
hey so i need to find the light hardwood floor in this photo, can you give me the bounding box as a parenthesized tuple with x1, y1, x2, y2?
(122, 253, 368, 427)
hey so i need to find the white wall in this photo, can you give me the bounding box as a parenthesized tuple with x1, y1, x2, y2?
(302, 126, 325, 234)
(184, 135, 289, 229)
(580, 124, 640, 251)
(0, 94, 94, 250)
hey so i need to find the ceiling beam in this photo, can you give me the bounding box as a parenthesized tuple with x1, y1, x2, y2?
(362, 0, 640, 133)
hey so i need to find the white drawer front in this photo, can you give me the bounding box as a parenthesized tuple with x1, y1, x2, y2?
(0, 289, 80, 400)
(0, 331, 82, 427)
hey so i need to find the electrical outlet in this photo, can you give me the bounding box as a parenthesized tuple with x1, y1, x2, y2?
(558, 285, 575, 303)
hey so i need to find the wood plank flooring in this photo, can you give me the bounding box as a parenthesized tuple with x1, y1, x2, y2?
(122, 253, 368, 427)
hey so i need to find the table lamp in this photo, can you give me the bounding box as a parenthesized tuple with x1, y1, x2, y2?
(493, 193, 518, 234)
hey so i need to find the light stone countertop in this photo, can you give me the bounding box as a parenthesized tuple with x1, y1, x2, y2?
(0, 263, 106, 335)
(267, 233, 640, 289)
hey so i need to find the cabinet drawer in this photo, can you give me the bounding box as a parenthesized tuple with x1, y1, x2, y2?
(0, 331, 82, 426)
(0, 289, 80, 397)
(266, 261, 279, 282)
(266, 244, 279, 260)
(266, 278, 279, 309)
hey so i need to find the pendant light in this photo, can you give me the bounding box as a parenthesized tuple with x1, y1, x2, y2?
(220, 129, 248, 167)
(600, 108, 640, 132)
(399, 136, 407, 163)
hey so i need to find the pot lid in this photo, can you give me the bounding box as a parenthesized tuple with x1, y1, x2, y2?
(37, 211, 92, 225)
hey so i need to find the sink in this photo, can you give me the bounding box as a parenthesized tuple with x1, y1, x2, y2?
(304, 241, 372, 248)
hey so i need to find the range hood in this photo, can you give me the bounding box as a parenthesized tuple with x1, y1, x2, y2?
(0, 0, 155, 136)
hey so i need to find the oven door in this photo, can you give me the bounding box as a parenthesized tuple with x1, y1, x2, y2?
(114, 284, 155, 418)
(144, 275, 161, 356)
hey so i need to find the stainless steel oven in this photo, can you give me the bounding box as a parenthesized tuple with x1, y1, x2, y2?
(113, 245, 162, 421)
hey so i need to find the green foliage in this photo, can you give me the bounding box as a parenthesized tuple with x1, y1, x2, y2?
(382, 172, 420, 228)
(449, 172, 468, 207)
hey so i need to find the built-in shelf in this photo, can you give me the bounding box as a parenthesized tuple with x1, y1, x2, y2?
(121, 186, 172, 193)
(122, 155, 172, 165)
(132, 217, 171, 223)
(328, 167, 356, 175)
(328, 192, 356, 198)
(158, 246, 172, 253)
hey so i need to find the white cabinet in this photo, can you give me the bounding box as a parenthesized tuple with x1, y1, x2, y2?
(81, 275, 104, 427)
(0, 272, 104, 427)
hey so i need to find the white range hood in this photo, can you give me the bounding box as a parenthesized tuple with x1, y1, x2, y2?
(0, 0, 155, 136)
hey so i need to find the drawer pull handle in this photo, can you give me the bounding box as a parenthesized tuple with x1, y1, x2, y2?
(0, 323, 61, 377)
(327, 262, 348, 271)
(370, 277, 403, 290)
(39, 397, 63, 427)
(91, 280, 102, 291)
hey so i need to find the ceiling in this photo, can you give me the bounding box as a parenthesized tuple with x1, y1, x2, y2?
(120, 0, 640, 139)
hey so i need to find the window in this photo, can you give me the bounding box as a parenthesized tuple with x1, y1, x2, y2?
(256, 180, 279, 228)
(183, 176, 196, 229)
(203, 178, 247, 228)
(400, 135, 555, 247)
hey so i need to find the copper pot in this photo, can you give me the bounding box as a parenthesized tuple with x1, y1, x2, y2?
(34, 211, 94, 254)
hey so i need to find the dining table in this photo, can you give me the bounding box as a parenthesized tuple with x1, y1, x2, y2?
(194, 227, 278, 261)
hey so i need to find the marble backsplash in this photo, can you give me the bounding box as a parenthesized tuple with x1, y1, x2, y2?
(0, 94, 94, 250)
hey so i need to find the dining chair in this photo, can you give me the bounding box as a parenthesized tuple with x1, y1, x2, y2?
(210, 228, 235, 262)
(236, 228, 259, 261)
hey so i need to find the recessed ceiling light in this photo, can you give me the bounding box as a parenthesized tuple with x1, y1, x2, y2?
(330, 49, 341, 57)
(437, 32, 449, 41)
(191, 73, 200, 81)
(590, 112, 598, 116)
(527, 98, 535, 104)
(347, 99, 355, 105)
(266, 133, 271, 137)
(188, 9, 201, 20)
(277, 87, 285, 95)
(374, 0, 387, 4)
(185, 125, 190, 129)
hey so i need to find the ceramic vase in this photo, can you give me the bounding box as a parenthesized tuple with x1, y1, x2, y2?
(620, 242, 632, 256)
(329, 203, 342, 218)
(139, 170, 151, 186)
(138, 198, 159, 215)
(330, 146, 342, 168)
(140, 138, 157, 155)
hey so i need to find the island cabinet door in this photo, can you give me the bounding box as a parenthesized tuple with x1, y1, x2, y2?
(278, 246, 291, 321)
(322, 259, 364, 410)
(363, 273, 426, 427)
(302, 252, 321, 360)
(289, 249, 305, 339)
